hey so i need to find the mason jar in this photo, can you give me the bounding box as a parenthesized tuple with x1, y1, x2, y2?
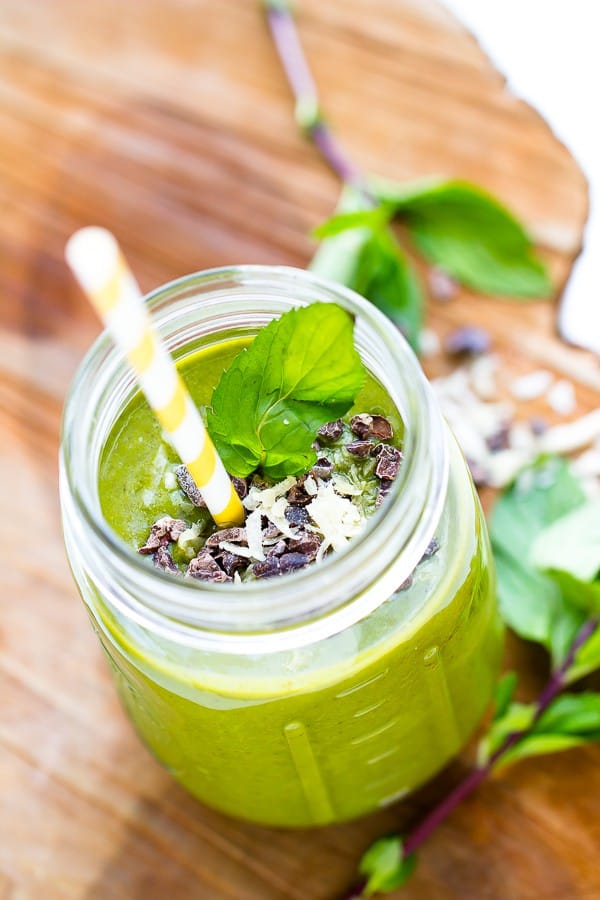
(60, 265, 503, 827)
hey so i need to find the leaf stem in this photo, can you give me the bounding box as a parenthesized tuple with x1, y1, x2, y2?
(342, 616, 600, 898)
(264, 0, 370, 194)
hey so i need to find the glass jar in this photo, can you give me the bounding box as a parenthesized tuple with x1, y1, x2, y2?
(60, 266, 502, 827)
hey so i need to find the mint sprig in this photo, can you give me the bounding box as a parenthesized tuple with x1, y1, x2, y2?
(206, 303, 365, 479)
(265, 1, 551, 353)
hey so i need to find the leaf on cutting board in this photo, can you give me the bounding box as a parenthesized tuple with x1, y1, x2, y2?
(358, 835, 417, 896)
(371, 176, 552, 299)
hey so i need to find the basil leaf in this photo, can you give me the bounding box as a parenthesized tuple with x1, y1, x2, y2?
(372, 176, 551, 299)
(531, 498, 600, 584)
(207, 303, 365, 479)
(359, 836, 417, 896)
(490, 458, 588, 662)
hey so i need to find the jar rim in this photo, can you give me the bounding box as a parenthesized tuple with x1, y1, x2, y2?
(60, 265, 448, 651)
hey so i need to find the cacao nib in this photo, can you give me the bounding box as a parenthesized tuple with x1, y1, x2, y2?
(288, 531, 321, 561)
(220, 551, 246, 576)
(317, 419, 344, 442)
(231, 476, 248, 500)
(397, 573, 413, 592)
(268, 539, 289, 557)
(375, 479, 393, 508)
(444, 326, 491, 357)
(206, 527, 247, 548)
(346, 439, 373, 457)
(287, 476, 312, 506)
(138, 516, 188, 554)
(421, 538, 439, 560)
(372, 444, 402, 480)
(153, 546, 180, 574)
(486, 426, 510, 453)
(262, 522, 281, 541)
(186, 548, 231, 583)
(529, 416, 548, 436)
(284, 506, 310, 526)
(175, 465, 206, 508)
(350, 413, 393, 440)
(253, 552, 309, 579)
(310, 457, 333, 479)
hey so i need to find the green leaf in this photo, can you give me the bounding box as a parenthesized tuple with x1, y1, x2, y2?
(359, 836, 417, 896)
(206, 303, 365, 479)
(531, 498, 600, 583)
(372, 176, 551, 299)
(490, 457, 588, 663)
(478, 701, 535, 765)
(310, 189, 424, 351)
(569, 625, 600, 683)
(312, 206, 390, 239)
(545, 570, 600, 616)
(493, 672, 518, 720)
(497, 693, 600, 768)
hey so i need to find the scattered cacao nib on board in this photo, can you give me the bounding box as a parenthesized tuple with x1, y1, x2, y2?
(310, 457, 334, 479)
(444, 326, 491, 357)
(350, 413, 393, 440)
(138, 516, 188, 554)
(206, 527, 247, 548)
(346, 439, 373, 457)
(372, 444, 402, 480)
(486, 426, 510, 453)
(529, 416, 548, 436)
(175, 465, 207, 508)
(254, 552, 309, 579)
(284, 505, 311, 527)
(153, 546, 180, 574)
(317, 419, 344, 441)
(186, 548, 231, 583)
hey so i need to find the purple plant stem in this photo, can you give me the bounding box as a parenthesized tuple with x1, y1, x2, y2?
(264, 1, 368, 192)
(341, 616, 599, 898)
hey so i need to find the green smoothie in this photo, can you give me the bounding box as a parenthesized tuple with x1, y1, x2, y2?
(91, 339, 502, 826)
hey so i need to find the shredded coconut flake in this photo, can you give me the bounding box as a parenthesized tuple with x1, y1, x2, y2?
(219, 541, 254, 559)
(307, 482, 365, 552)
(510, 370, 554, 401)
(243, 476, 296, 511)
(546, 379, 576, 416)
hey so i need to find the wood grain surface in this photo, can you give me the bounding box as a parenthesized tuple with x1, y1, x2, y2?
(1, 2, 599, 898)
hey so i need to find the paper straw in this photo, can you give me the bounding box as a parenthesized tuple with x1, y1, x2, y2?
(65, 227, 244, 528)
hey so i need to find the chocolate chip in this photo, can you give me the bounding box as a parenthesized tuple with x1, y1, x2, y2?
(231, 476, 248, 500)
(372, 445, 402, 480)
(175, 466, 206, 508)
(317, 419, 344, 442)
(310, 457, 333, 479)
(186, 548, 231, 583)
(205, 527, 247, 548)
(421, 538, 439, 561)
(288, 531, 322, 561)
(346, 439, 373, 457)
(284, 506, 310, 526)
(444, 326, 491, 357)
(153, 546, 180, 574)
(138, 517, 188, 554)
(350, 413, 393, 440)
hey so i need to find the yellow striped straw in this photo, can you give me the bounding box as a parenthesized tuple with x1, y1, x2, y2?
(65, 227, 244, 529)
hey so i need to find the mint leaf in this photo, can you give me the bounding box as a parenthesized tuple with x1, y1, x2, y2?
(206, 303, 365, 479)
(490, 458, 588, 663)
(569, 625, 600, 683)
(478, 701, 535, 765)
(531, 498, 600, 584)
(310, 189, 423, 350)
(372, 177, 551, 299)
(359, 836, 417, 896)
(498, 693, 600, 768)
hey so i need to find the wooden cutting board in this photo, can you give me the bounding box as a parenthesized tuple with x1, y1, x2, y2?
(1, 1, 598, 898)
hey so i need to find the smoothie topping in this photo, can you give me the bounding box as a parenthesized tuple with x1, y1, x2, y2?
(137, 411, 409, 582)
